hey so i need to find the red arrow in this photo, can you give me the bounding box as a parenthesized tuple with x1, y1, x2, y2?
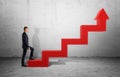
(27, 8, 109, 67)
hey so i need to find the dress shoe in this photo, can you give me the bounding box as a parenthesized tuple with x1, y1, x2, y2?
(22, 64, 27, 67)
(29, 57, 35, 60)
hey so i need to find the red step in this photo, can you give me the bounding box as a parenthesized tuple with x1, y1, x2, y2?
(27, 8, 109, 67)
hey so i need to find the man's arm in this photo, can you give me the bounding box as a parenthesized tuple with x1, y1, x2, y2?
(22, 33, 29, 48)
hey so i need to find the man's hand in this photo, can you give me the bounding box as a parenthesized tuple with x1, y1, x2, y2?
(28, 47, 30, 51)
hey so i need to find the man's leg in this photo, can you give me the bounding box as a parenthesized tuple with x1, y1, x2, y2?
(29, 46, 34, 59)
(21, 48, 27, 66)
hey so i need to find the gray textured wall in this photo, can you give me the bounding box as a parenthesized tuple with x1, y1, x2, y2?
(0, 0, 120, 57)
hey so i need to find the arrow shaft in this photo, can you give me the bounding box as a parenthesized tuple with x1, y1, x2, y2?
(97, 19, 106, 31)
(27, 9, 109, 67)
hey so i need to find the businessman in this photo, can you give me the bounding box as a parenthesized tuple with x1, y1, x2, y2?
(22, 26, 34, 67)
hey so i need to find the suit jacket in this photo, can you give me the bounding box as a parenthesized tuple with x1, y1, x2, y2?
(22, 32, 29, 49)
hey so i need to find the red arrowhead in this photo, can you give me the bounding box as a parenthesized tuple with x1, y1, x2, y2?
(94, 8, 109, 20)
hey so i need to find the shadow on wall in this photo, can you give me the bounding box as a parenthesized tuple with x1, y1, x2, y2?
(32, 28, 41, 58)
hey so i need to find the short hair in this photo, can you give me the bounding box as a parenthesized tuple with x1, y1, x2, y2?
(24, 26, 28, 31)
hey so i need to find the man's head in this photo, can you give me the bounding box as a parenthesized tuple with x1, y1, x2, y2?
(24, 26, 28, 32)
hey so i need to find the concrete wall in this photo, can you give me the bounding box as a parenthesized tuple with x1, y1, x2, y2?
(0, 0, 27, 57)
(0, 0, 120, 57)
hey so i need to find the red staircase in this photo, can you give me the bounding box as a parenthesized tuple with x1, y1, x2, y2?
(27, 8, 109, 67)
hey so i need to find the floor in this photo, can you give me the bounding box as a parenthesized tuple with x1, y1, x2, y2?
(0, 57, 120, 77)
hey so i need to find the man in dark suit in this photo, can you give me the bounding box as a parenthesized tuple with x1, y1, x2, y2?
(22, 26, 34, 67)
